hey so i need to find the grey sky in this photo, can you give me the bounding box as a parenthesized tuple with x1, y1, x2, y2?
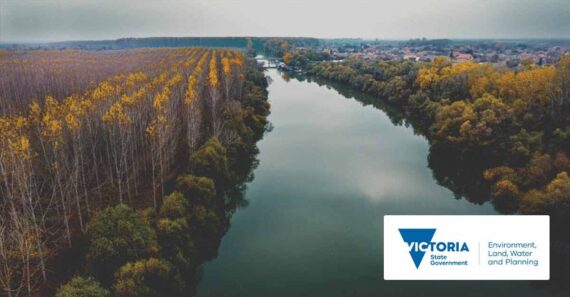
(1, 0, 569, 42)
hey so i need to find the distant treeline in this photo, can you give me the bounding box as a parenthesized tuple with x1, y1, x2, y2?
(4, 37, 569, 54)
(300, 37, 570, 48)
(2, 37, 322, 52)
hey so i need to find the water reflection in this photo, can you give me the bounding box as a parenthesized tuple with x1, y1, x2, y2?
(195, 69, 564, 296)
(294, 72, 570, 295)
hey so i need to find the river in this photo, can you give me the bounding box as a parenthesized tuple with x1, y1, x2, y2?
(196, 68, 551, 297)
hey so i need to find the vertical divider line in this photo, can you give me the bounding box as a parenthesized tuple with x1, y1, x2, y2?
(478, 241, 481, 265)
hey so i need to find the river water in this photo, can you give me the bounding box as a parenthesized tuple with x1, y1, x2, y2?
(196, 69, 550, 297)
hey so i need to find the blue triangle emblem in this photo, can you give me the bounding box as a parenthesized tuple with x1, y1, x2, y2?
(398, 228, 436, 268)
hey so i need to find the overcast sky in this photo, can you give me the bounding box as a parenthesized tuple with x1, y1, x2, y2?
(1, 0, 569, 42)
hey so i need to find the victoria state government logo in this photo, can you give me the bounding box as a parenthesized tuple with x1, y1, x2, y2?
(398, 228, 470, 269)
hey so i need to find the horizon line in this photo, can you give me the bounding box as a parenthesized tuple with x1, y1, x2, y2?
(2, 36, 570, 45)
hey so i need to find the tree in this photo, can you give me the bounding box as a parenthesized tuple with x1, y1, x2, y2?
(156, 192, 193, 265)
(113, 258, 174, 297)
(55, 276, 109, 297)
(283, 52, 293, 65)
(175, 175, 216, 203)
(190, 137, 229, 184)
(521, 172, 570, 216)
(208, 51, 222, 135)
(490, 179, 520, 213)
(431, 100, 475, 144)
(0, 47, 264, 296)
(550, 55, 570, 117)
(85, 205, 158, 282)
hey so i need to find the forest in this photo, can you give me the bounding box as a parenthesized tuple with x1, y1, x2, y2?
(0, 48, 270, 297)
(284, 55, 570, 291)
(295, 55, 570, 222)
(2, 37, 322, 54)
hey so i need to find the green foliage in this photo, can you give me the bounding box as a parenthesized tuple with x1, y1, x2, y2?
(283, 49, 330, 69)
(173, 176, 221, 235)
(113, 258, 174, 297)
(175, 175, 216, 203)
(431, 100, 475, 144)
(85, 204, 158, 282)
(56, 276, 109, 297)
(159, 191, 189, 219)
(241, 68, 270, 139)
(188, 204, 221, 236)
(190, 137, 229, 184)
(156, 192, 193, 265)
(263, 38, 291, 57)
(508, 129, 544, 162)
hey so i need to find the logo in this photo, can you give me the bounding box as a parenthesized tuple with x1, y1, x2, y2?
(399, 228, 469, 268)
(385, 216, 549, 280)
(399, 229, 436, 268)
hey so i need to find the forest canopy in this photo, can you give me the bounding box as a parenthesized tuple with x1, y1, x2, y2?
(307, 55, 570, 218)
(0, 48, 270, 297)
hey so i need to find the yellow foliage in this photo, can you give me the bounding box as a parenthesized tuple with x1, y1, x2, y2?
(545, 171, 570, 194)
(497, 66, 555, 106)
(153, 89, 170, 112)
(283, 52, 293, 65)
(166, 73, 183, 89)
(0, 115, 33, 159)
(515, 67, 555, 105)
(432, 56, 451, 69)
(125, 72, 148, 89)
(145, 121, 157, 137)
(208, 53, 219, 88)
(492, 179, 520, 200)
(91, 81, 115, 102)
(28, 101, 42, 124)
(497, 72, 518, 100)
(231, 53, 244, 67)
(483, 166, 516, 182)
(63, 96, 87, 132)
(39, 96, 64, 146)
(417, 67, 439, 90)
(417, 59, 497, 98)
(152, 72, 169, 88)
(121, 94, 134, 105)
(184, 76, 198, 106)
(8, 136, 32, 160)
(65, 113, 80, 132)
(103, 102, 130, 125)
(222, 57, 231, 75)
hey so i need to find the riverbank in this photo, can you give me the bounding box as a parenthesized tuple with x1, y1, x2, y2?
(302, 57, 570, 221)
(295, 57, 570, 293)
(196, 68, 554, 297)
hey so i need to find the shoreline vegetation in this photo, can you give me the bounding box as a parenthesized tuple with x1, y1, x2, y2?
(284, 51, 570, 219)
(282, 47, 570, 293)
(1, 36, 569, 296)
(0, 48, 270, 297)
